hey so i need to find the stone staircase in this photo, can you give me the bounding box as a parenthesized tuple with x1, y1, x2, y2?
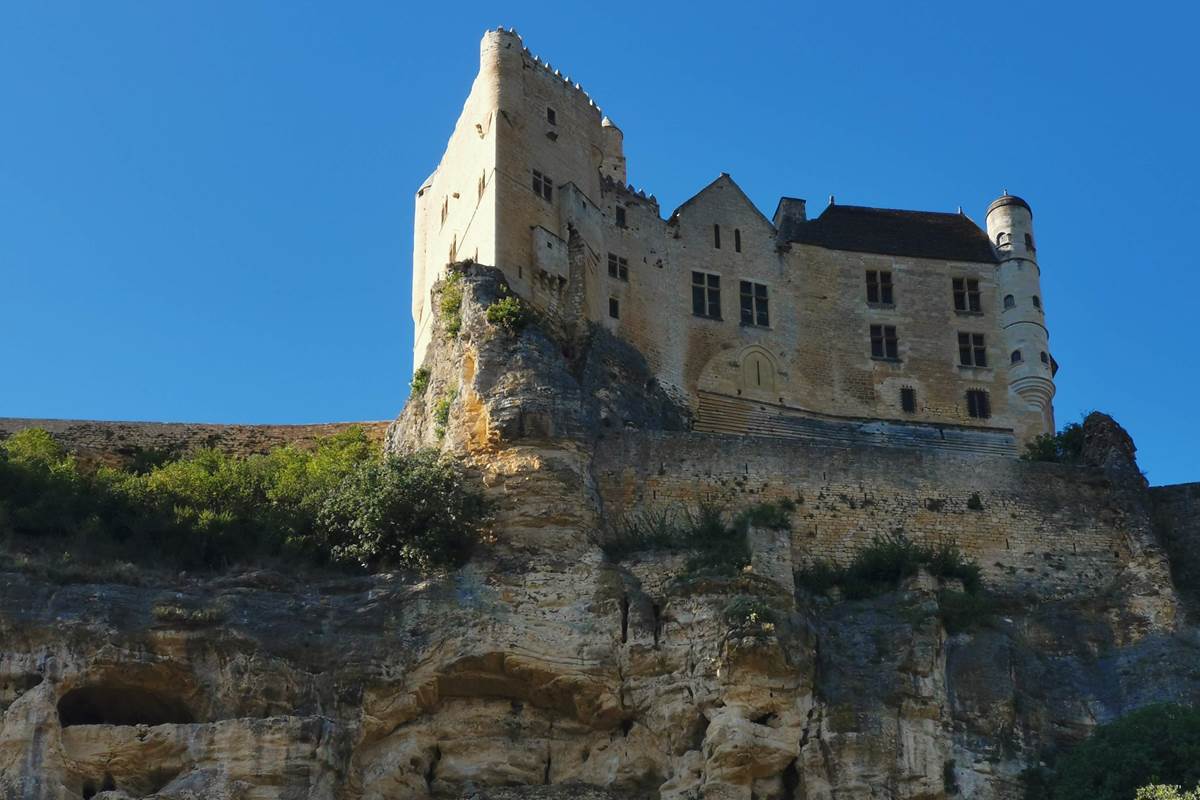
(693, 391, 1017, 456)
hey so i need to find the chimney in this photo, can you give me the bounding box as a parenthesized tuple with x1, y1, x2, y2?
(772, 197, 807, 231)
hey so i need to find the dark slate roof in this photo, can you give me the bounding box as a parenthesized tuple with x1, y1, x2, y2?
(780, 204, 999, 263)
(986, 194, 1032, 219)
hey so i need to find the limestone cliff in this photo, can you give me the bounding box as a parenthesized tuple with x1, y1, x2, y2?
(2, 268, 1198, 799)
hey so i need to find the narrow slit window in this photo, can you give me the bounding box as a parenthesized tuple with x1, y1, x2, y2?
(609, 297, 619, 319)
(953, 278, 981, 312)
(966, 389, 991, 419)
(546, 107, 557, 125)
(713, 224, 721, 249)
(615, 206, 626, 227)
(1040, 351, 1050, 365)
(739, 281, 769, 327)
(734, 228, 742, 252)
(870, 324, 899, 359)
(900, 386, 917, 414)
(440, 197, 449, 226)
(692, 271, 721, 319)
(958, 332, 988, 367)
(1032, 295, 1041, 309)
(1025, 232, 1035, 252)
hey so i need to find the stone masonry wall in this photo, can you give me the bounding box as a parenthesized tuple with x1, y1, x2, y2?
(1152, 482, 1200, 603)
(0, 418, 389, 467)
(594, 431, 1151, 600)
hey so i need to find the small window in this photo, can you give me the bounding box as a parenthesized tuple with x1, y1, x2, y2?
(734, 228, 742, 253)
(1011, 349, 1023, 364)
(953, 278, 981, 312)
(440, 197, 449, 226)
(1025, 232, 1035, 252)
(546, 107, 557, 125)
(478, 171, 486, 201)
(1040, 351, 1050, 365)
(870, 324, 899, 360)
(996, 231, 1010, 247)
(1004, 294, 1015, 310)
(609, 297, 619, 319)
(1032, 295, 1041, 309)
(615, 206, 626, 228)
(532, 170, 553, 202)
(866, 270, 894, 304)
(692, 271, 721, 319)
(739, 281, 769, 327)
(607, 253, 629, 281)
(966, 389, 991, 419)
(958, 332, 988, 367)
(713, 224, 721, 249)
(900, 386, 917, 414)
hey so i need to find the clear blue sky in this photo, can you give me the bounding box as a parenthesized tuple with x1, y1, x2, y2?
(1, 2, 1196, 485)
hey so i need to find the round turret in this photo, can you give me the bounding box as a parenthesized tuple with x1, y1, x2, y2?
(600, 116, 627, 184)
(986, 192, 1055, 441)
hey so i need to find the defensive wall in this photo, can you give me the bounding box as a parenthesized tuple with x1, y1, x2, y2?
(1152, 483, 1200, 602)
(0, 418, 390, 466)
(593, 430, 1173, 599)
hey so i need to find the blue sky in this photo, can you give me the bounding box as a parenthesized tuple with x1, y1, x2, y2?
(1, 2, 1196, 485)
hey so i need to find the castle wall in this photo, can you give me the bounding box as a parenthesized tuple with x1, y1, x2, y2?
(0, 418, 389, 466)
(593, 431, 1140, 599)
(1151, 482, 1200, 602)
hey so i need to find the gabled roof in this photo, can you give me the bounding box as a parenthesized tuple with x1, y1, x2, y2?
(781, 204, 999, 263)
(668, 173, 776, 232)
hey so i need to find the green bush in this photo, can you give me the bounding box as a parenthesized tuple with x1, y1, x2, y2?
(440, 271, 464, 337)
(1027, 705, 1200, 800)
(795, 532, 983, 601)
(433, 389, 457, 439)
(485, 296, 531, 334)
(1137, 787, 1200, 800)
(601, 500, 751, 576)
(317, 451, 488, 571)
(735, 500, 793, 531)
(937, 589, 994, 633)
(724, 594, 777, 635)
(1022, 422, 1085, 464)
(0, 427, 487, 574)
(410, 367, 431, 396)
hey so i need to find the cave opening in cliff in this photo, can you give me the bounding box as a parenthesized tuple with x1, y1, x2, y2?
(57, 686, 195, 727)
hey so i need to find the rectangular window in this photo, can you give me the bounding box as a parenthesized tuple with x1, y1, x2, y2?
(532, 169, 553, 202)
(547, 107, 557, 125)
(713, 224, 721, 249)
(607, 253, 629, 281)
(609, 297, 619, 319)
(739, 281, 769, 327)
(953, 277, 981, 312)
(958, 332, 988, 367)
(870, 324, 899, 360)
(966, 389, 991, 419)
(615, 206, 626, 227)
(866, 270, 894, 304)
(900, 386, 917, 414)
(692, 271, 721, 319)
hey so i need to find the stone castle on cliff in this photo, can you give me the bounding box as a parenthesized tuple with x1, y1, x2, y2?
(412, 28, 1057, 454)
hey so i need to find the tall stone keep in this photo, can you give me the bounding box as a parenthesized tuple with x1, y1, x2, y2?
(987, 194, 1056, 439)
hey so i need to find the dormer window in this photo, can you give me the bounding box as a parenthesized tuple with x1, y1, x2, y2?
(546, 107, 557, 125)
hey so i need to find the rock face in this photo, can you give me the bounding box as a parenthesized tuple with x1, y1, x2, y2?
(2, 270, 1199, 799)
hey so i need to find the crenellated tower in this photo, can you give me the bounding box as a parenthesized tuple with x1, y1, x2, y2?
(987, 193, 1056, 439)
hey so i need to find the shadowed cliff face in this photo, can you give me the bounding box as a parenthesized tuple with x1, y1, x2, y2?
(2, 270, 1198, 799)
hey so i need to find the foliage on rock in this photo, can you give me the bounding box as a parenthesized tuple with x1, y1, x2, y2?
(0, 427, 486, 574)
(1022, 422, 1086, 464)
(795, 532, 983, 600)
(410, 367, 431, 396)
(485, 295, 532, 335)
(440, 270, 464, 337)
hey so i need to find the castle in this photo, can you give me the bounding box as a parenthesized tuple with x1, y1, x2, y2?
(412, 28, 1057, 453)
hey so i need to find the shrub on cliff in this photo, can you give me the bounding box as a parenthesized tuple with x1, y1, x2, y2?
(439, 271, 464, 337)
(0, 427, 486, 574)
(601, 501, 754, 576)
(1022, 422, 1085, 464)
(316, 450, 488, 571)
(484, 295, 531, 334)
(795, 532, 983, 601)
(1026, 704, 1200, 800)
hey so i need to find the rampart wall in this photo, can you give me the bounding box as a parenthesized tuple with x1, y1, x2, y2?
(593, 431, 1147, 598)
(0, 418, 390, 466)
(1152, 482, 1200, 602)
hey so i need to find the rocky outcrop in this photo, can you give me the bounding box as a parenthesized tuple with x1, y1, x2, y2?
(3, 270, 1199, 799)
